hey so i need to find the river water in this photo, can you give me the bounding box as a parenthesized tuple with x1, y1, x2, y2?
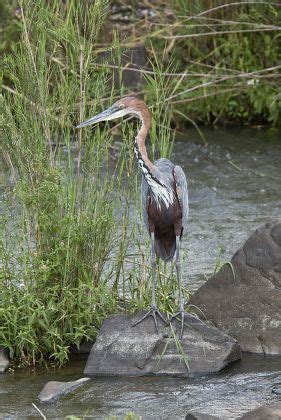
(174, 126, 281, 291)
(1, 127, 280, 418)
(0, 353, 280, 419)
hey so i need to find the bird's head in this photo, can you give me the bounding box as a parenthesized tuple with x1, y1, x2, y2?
(76, 96, 150, 129)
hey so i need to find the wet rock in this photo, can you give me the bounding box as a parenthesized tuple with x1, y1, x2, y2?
(272, 383, 281, 395)
(84, 311, 241, 377)
(38, 377, 90, 403)
(0, 347, 10, 373)
(185, 413, 219, 419)
(239, 403, 281, 419)
(190, 221, 281, 355)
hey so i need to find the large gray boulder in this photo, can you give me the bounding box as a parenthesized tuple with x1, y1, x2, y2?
(38, 377, 90, 403)
(239, 403, 281, 419)
(0, 347, 10, 373)
(84, 311, 241, 377)
(190, 221, 281, 355)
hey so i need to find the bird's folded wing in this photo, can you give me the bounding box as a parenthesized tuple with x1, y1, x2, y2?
(141, 176, 150, 233)
(174, 165, 189, 234)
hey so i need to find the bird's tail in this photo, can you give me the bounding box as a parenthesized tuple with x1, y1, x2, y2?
(154, 236, 176, 262)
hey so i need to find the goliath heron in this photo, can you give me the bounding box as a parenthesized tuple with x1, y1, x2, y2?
(77, 97, 188, 336)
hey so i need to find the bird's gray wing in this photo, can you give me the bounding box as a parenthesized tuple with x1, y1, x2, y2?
(174, 165, 189, 234)
(141, 176, 150, 233)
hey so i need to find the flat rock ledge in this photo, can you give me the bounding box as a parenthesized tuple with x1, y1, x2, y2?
(38, 377, 90, 403)
(0, 347, 10, 373)
(239, 402, 281, 419)
(190, 221, 281, 355)
(84, 311, 241, 377)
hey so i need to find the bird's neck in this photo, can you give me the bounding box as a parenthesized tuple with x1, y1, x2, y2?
(133, 109, 174, 209)
(134, 111, 154, 172)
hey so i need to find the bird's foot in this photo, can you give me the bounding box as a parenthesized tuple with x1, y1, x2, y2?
(169, 310, 186, 339)
(132, 306, 168, 334)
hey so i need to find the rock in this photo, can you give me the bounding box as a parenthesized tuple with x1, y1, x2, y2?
(185, 413, 219, 419)
(84, 311, 241, 377)
(98, 45, 151, 88)
(38, 377, 90, 403)
(239, 403, 281, 419)
(70, 339, 94, 354)
(0, 347, 10, 373)
(272, 383, 281, 395)
(190, 221, 281, 355)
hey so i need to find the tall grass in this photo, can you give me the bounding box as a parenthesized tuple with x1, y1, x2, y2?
(0, 0, 186, 366)
(1, 0, 120, 366)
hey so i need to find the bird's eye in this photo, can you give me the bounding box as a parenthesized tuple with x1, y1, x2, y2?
(119, 104, 125, 109)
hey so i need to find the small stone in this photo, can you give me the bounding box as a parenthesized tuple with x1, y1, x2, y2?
(38, 377, 90, 403)
(272, 384, 281, 395)
(84, 312, 241, 377)
(0, 347, 10, 373)
(239, 403, 281, 419)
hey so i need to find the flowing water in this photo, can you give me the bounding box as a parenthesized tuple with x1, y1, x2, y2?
(0, 353, 280, 419)
(174, 126, 281, 291)
(1, 127, 280, 418)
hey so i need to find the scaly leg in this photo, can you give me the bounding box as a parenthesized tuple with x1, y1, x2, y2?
(132, 231, 167, 333)
(169, 235, 185, 338)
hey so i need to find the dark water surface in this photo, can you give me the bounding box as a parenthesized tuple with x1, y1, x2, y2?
(1, 127, 280, 418)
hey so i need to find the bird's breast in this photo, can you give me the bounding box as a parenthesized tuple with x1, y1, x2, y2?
(147, 195, 182, 228)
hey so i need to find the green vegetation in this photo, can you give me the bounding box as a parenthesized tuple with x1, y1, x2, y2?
(0, 0, 280, 367)
(1, 1, 280, 126)
(0, 0, 187, 366)
(154, 1, 281, 125)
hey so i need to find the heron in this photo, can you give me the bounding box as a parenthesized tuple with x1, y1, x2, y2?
(77, 97, 188, 336)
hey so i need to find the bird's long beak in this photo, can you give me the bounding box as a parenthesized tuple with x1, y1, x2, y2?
(76, 105, 123, 129)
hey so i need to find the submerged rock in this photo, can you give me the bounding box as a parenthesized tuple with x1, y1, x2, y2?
(185, 413, 219, 419)
(0, 347, 10, 373)
(239, 403, 281, 419)
(84, 311, 241, 377)
(190, 221, 281, 355)
(38, 377, 90, 403)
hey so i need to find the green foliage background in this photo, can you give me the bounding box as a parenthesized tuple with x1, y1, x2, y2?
(1, 0, 281, 126)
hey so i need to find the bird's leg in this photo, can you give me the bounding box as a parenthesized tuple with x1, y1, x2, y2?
(132, 231, 167, 333)
(169, 235, 185, 339)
